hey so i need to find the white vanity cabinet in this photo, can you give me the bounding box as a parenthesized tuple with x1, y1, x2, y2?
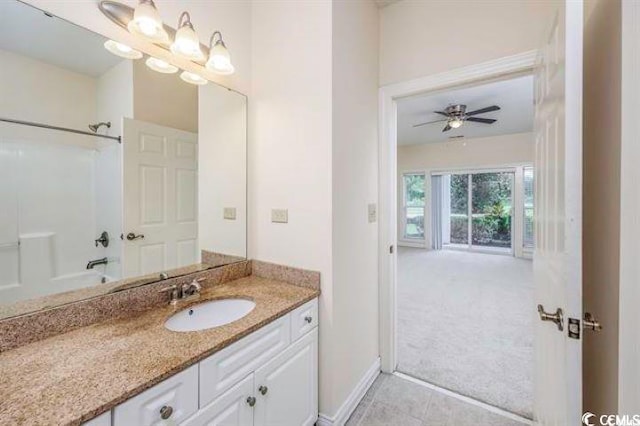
(107, 298, 318, 426)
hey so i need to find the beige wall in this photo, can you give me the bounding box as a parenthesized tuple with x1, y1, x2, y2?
(330, 0, 379, 418)
(132, 60, 198, 133)
(583, 0, 621, 416)
(379, 0, 558, 86)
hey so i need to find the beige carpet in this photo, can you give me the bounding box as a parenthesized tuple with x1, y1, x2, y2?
(397, 247, 533, 418)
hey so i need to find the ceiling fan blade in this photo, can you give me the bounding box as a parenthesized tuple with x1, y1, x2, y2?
(466, 105, 501, 116)
(442, 124, 452, 132)
(434, 111, 450, 117)
(466, 117, 497, 124)
(413, 119, 448, 128)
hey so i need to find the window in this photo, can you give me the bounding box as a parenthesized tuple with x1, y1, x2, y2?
(402, 173, 425, 240)
(449, 174, 469, 244)
(523, 166, 534, 249)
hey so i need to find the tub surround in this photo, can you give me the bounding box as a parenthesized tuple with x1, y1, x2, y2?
(0, 271, 320, 425)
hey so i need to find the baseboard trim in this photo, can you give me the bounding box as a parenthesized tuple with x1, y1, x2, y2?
(317, 357, 381, 426)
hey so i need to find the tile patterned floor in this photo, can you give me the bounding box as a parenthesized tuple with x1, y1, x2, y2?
(345, 373, 528, 426)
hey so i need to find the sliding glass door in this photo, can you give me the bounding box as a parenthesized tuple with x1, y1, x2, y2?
(445, 171, 514, 252)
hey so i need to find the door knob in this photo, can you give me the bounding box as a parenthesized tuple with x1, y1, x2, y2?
(126, 232, 144, 241)
(246, 396, 256, 407)
(583, 312, 602, 332)
(537, 304, 564, 331)
(259, 385, 268, 395)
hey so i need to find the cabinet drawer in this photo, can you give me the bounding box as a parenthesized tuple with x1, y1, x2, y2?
(113, 364, 198, 425)
(199, 315, 291, 406)
(290, 299, 318, 342)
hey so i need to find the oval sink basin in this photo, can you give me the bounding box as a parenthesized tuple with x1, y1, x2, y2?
(165, 299, 256, 332)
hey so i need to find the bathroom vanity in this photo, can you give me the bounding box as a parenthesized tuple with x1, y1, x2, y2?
(0, 269, 319, 426)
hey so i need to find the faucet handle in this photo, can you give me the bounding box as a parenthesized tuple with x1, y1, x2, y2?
(158, 284, 178, 294)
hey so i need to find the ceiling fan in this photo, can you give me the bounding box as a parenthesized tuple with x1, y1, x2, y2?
(413, 104, 501, 132)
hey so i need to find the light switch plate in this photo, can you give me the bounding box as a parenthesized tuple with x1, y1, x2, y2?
(223, 207, 237, 220)
(271, 209, 288, 223)
(368, 203, 377, 223)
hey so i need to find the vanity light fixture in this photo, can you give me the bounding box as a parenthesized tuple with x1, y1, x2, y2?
(145, 57, 179, 74)
(127, 0, 168, 43)
(180, 71, 208, 85)
(103, 40, 143, 59)
(205, 31, 235, 75)
(171, 12, 205, 61)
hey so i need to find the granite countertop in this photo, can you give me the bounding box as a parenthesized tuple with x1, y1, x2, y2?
(0, 276, 320, 426)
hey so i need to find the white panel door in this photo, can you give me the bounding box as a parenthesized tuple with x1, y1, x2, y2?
(182, 374, 254, 426)
(533, 1, 582, 424)
(123, 118, 198, 278)
(254, 328, 318, 426)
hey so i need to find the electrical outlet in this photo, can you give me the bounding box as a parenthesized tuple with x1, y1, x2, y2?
(271, 209, 288, 223)
(223, 207, 236, 220)
(368, 203, 377, 223)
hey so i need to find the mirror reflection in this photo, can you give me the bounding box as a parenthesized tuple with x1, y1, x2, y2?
(0, 1, 247, 315)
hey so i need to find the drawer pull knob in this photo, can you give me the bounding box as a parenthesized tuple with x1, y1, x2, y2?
(304, 316, 313, 324)
(246, 396, 256, 407)
(259, 385, 268, 395)
(159, 405, 173, 419)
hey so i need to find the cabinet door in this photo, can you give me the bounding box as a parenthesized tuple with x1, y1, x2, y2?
(83, 411, 111, 426)
(113, 364, 198, 425)
(254, 328, 318, 426)
(182, 374, 254, 426)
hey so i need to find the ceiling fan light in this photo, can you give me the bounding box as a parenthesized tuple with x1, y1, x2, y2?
(127, 0, 168, 43)
(449, 118, 463, 129)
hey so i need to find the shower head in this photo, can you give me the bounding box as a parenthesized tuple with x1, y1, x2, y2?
(88, 121, 111, 133)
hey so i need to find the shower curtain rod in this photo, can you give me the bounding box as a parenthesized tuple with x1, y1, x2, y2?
(0, 117, 121, 143)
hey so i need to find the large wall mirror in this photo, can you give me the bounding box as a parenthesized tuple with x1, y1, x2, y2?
(0, 1, 247, 319)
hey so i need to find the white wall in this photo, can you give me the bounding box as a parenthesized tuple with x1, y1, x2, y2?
(397, 132, 534, 249)
(198, 84, 247, 258)
(330, 0, 379, 418)
(379, 0, 559, 86)
(250, 0, 334, 413)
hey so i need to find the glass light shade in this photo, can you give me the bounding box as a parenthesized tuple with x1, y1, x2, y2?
(145, 57, 179, 74)
(171, 25, 205, 61)
(103, 40, 143, 60)
(205, 42, 235, 75)
(180, 71, 208, 85)
(449, 118, 463, 129)
(127, 1, 169, 43)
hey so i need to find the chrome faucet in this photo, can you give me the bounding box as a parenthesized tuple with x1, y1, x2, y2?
(86, 257, 108, 269)
(158, 278, 205, 306)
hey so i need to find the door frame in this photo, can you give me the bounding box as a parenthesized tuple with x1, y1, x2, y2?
(378, 50, 538, 372)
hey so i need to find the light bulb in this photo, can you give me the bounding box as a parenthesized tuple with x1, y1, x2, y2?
(206, 40, 234, 75)
(180, 71, 208, 85)
(449, 118, 463, 129)
(171, 12, 204, 61)
(127, 0, 168, 43)
(145, 57, 179, 74)
(103, 40, 143, 60)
